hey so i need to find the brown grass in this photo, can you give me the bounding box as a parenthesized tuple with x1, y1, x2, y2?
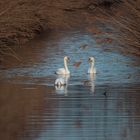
(96, 0, 140, 56)
(85, 0, 140, 56)
(0, 0, 48, 60)
(0, 0, 140, 59)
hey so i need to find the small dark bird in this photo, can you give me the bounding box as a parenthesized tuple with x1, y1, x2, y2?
(79, 44, 88, 50)
(73, 61, 82, 68)
(127, 74, 132, 79)
(103, 91, 107, 97)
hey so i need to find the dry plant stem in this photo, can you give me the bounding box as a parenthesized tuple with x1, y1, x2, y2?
(0, 46, 21, 61)
(98, 8, 139, 38)
(124, 1, 140, 17)
(0, 2, 18, 17)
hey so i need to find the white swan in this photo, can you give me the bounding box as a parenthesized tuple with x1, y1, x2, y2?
(88, 57, 96, 74)
(55, 56, 70, 75)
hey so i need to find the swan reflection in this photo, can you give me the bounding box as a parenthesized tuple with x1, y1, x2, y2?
(83, 73, 96, 94)
(55, 75, 70, 96)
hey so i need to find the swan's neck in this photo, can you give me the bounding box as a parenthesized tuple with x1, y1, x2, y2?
(89, 73, 94, 81)
(90, 62, 94, 70)
(64, 60, 69, 72)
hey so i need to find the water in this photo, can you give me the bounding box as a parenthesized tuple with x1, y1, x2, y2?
(0, 30, 140, 140)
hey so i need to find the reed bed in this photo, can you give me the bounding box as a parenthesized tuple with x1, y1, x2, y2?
(97, 0, 140, 56)
(0, 0, 139, 60)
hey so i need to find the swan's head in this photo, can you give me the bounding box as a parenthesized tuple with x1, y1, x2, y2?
(88, 57, 95, 63)
(64, 56, 70, 62)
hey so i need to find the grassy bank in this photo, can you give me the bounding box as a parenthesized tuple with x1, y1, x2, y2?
(0, 0, 140, 60)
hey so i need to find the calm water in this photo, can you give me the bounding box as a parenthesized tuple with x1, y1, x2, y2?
(0, 30, 140, 140)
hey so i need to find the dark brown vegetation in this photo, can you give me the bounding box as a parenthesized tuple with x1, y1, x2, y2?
(97, 0, 140, 56)
(0, 0, 140, 60)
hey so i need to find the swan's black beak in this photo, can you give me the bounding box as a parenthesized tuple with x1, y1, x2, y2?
(88, 57, 91, 62)
(67, 57, 70, 61)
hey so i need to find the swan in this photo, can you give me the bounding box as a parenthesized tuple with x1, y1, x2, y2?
(55, 56, 70, 75)
(88, 57, 96, 74)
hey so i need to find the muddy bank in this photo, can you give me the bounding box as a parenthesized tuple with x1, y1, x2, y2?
(0, 0, 140, 59)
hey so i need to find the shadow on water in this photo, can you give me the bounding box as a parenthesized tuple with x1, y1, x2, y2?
(0, 30, 140, 140)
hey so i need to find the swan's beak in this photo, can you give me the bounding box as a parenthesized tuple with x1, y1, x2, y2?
(67, 57, 70, 61)
(88, 58, 91, 63)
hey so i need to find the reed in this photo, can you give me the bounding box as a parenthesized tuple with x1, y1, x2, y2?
(97, 0, 140, 56)
(0, 0, 47, 60)
(0, 0, 139, 60)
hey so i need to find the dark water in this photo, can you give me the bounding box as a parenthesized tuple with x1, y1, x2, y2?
(0, 30, 140, 140)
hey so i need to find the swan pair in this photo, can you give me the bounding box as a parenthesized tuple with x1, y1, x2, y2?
(55, 56, 96, 86)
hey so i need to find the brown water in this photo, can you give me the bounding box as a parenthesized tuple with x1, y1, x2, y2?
(0, 30, 140, 140)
